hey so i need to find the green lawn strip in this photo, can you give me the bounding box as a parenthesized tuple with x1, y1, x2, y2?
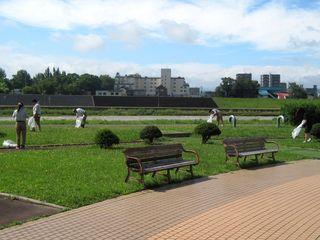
(1, 122, 297, 146)
(213, 97, 320, 109)
(0, 132, 318, 209)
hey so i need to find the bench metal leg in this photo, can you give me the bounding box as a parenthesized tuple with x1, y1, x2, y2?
(244, 156, 247, 162)
(140, 173, 145, 186)
(189, 165, 194, 178)
(152, 172, 157, 178)
(261, 153, 264, 159)
(125, 168, 131, 183)
(236, 156, 241, 168)
(166, 170, 171, 183)
(272, 152, 276, 161)
(175, 168, 180, 174)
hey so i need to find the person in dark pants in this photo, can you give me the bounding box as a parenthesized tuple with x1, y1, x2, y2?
(12, 102, 28, 149)
(295, 108, 313, 143)
(209, 108, 224, 126)
(32, 99, 41, 131)
(73, 108, 87, 128)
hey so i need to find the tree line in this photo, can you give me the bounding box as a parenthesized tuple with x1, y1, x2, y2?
(0, 67, 115, 95)
(214, 77, 309, 99)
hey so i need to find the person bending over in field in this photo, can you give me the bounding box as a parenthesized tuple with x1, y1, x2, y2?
(295, 108, 313, 143)
(207, 108, 224, 126)
(73, 107, 87, 128)
(12, 102, 28, 149)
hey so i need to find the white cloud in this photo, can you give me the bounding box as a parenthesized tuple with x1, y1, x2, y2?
(1, 0, 320, 51)
(0, 44, 319, 89)
(110, 22, 146, 48)
(73, 34, 104, 52)
(160, 20, 201, 44)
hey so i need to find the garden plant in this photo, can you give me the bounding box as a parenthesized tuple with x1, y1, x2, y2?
(139, 125, 162, 144)
(194, 122, 221, 144)
(94, 129, 120, 148)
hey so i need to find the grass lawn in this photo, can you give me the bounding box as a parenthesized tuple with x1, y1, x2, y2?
(0, 121, 319, 209)
(213, 97, 320, 109)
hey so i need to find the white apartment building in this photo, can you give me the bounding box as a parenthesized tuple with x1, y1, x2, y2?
(114, 69, 190, 97)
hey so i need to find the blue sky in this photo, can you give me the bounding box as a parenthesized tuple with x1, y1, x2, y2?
(0, 0, 320, 89)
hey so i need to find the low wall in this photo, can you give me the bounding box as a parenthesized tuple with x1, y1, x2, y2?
(93, 96, 217, 108)
(0, 94, 217, 108)
(0, 94, 94, 107)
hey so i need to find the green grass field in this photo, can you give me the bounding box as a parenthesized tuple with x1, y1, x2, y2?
(0, 120, 319, 210)
(213, 97, 320, 109)
(1, 98, 319, 117)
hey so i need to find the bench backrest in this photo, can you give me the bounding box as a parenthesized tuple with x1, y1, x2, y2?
(124, 144, 184, 164)
(223, 137, 267, 155)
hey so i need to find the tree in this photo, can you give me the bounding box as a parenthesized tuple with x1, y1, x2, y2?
(12, 70, 32, 89)
(216, 77, 236, 97)
(231, 79, 259, 98)
(0, 68, 9, 93)
(100, 75, 115, 90)
(288, 82, 307, 99)
(78, 73, 101, 95)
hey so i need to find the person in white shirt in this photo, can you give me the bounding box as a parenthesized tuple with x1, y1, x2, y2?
(208, 108, 224, 126)
(73, 108, 87, 128)
(12, 102, 29, 149)
(32, 99, 41, 131)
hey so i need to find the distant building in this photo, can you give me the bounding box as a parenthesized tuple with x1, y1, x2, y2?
(203, 91, 214, 98)
(305, 85, 318, 97)
(260, 74, 282, 88)
(189, 87, 201, 97)
(260, 74, 270, 87)
(96, 89, 126, 96)
(236, 73, 252, 81)
(114, 69, 190, 97)
(279, 82, 287, 91)
(155, 85, 168, 96)
(269, 74, 281, 87)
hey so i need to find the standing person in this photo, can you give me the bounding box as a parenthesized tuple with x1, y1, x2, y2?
(12, 102, 28, 149)
(208, 108, 224, 126)
(32, 99, 41, 131)
(295, 108, 313, 143)
(73, 108, 87, 128)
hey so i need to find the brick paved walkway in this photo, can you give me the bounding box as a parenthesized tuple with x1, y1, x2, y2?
(0, 159, 319, 240)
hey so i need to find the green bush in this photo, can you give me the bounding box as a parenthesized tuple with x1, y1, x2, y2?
(281, 101, 320, 126)
(194, 122, 221, 144)
(311, 123, 320, 140)
(0, 131, 6, 138)
(94, 129, 120, 148)
(140, 126, 162, 144)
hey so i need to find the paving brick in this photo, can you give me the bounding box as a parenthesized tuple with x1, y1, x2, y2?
(0, 159, 319, 240)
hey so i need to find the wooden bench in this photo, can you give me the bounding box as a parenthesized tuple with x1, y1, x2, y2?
(223, 137, 279, 167)
(123, 144, 200, 186)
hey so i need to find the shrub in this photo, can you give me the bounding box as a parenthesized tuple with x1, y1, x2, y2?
(194, 122, 221, 144)
(281, 101, 320, 126)
(94, 129, 120, 148)
(140, 126, 162, 144)
(311, 123, 320, 140)
(0, 131, 6, 138)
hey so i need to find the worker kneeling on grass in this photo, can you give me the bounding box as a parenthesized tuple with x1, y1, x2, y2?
(73, 107, 87, 128)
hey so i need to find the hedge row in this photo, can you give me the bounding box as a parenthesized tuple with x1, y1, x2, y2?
(281, 100, 320, 126)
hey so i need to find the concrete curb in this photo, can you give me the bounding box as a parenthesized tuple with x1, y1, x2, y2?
(0, 193, 67, 211)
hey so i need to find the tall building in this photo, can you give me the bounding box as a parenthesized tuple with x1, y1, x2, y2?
(161, 68, 172, 94)
(260, 74, 270, 87)
(269, 74, 281, 87)
(260, 74, 282, 88)
(236, 73, 252, 81)
(114, 69, 189, 97)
